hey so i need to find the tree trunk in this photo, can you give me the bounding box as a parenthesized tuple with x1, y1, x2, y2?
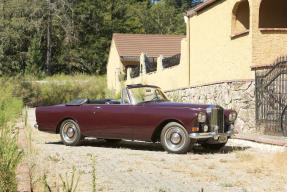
(46, 0, 52, 76)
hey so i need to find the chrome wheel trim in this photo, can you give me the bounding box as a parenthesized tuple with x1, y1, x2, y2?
(164, 126, 186, 151)
(62, 122, 78, 143)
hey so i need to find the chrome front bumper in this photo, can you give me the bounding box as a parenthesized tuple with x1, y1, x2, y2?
(189, 130, 233, 140)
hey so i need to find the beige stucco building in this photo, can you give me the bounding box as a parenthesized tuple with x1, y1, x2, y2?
(107, 0, 287, 92)
(107, 34, 187, 93)
(185, 0, 287, 86)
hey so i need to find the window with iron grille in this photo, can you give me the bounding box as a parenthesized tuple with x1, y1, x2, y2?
(130, 64, 140, 78)
(145, 56, 157, 73)
(162, 54, 181, 69)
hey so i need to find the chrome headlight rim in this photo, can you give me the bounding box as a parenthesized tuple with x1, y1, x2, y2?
(198, 112, 207, 123)
(228, 111, 237, 122)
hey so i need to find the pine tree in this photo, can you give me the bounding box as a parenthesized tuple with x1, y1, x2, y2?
(25, 36, 44, 77)
(137, 1, 185, 34)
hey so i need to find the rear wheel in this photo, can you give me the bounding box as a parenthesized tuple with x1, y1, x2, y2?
(60, 119, 82, 146)
(160, 122, 191, 154)
(281, 105, 287, 136)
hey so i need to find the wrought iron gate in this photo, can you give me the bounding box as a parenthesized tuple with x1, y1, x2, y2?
(255, 56, 287, 136)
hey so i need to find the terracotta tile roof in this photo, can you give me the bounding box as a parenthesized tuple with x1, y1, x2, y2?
(113, 33, 185, 58)
(185, 0, 220, 17)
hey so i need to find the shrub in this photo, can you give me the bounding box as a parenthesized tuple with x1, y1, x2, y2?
(0, 78, 23, 191)
(0, 78, 23, 126)
(16, 74, 107, 107)
(0, 125, 23, 191)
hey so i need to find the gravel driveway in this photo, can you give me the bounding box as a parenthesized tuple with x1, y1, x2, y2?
(27, 108, 287, 192)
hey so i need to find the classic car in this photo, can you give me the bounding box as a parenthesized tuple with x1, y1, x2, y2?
(35, 84, 237, 154)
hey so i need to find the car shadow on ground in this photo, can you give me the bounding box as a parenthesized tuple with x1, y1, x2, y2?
(191, 145, 250, 154)
(46, 138, 250, 154)
(83, 139, 166, 152)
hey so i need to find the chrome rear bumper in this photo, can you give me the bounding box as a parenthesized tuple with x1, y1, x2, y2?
(34, 123, 39, 129)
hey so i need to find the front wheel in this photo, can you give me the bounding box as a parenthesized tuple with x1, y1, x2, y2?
(160, 122, 191, 154)
(60, 119, 82, 146)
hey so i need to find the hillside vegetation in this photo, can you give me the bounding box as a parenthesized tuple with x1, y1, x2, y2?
(17, 74, 107, 107)
(0, 0, 192, 77)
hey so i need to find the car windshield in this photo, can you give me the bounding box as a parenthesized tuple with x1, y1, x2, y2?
(128, 86, 169, 104)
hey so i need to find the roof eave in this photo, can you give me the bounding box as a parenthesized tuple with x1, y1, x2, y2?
(185, 0, 219, 17)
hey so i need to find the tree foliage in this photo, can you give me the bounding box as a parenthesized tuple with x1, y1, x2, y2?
(0, 0, 194, 76)
(25, 35, 44, 77)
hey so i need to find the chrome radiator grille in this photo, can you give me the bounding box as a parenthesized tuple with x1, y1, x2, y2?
(210, 106, 224, 133)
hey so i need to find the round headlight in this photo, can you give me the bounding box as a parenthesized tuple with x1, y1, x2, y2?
(203, 125, 209, 132)
(198, 112, 207, 123)
(228, 111, 237, 122)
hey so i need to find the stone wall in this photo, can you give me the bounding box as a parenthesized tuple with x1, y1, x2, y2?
(165, 80, 256, 134)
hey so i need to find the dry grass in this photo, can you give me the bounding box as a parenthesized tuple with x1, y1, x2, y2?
(219, 159, 228, 163)
(235, 151, 255, 162)
(220, 182, 234, 188)
(47, 153, 62, 162)
(272, 149, 287, 170)
(232, 148, 287, 183)
(207, 164, 215, 169)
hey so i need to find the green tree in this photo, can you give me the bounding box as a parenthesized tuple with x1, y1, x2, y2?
(0, 0, 43, 76)
(73, 0, 108, 74)
(137, 1, 185, 34)
(0, 0, 188, 76)
(25, 35, 44, 77)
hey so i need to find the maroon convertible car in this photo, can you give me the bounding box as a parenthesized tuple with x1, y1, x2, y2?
(35, 84, 237, 154)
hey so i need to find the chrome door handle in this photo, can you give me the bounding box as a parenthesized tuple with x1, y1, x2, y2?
(93, 106, 102, 114)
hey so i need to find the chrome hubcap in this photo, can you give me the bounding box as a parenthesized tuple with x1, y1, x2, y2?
(67, 127, 75, 138)
(170, 132, 181, 144)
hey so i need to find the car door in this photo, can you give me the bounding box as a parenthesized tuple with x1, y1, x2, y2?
(81, 103, 133, 139)
(128, 103, 164, 141)
(81, 89, 134, 139)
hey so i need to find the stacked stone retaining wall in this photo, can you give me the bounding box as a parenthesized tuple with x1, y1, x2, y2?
(165, 80, 256, 134)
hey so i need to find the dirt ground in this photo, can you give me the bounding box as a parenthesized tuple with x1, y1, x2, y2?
(26, 108, 287, 192)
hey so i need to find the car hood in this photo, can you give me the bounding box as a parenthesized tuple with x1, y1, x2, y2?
(144, 101, 216, 111)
